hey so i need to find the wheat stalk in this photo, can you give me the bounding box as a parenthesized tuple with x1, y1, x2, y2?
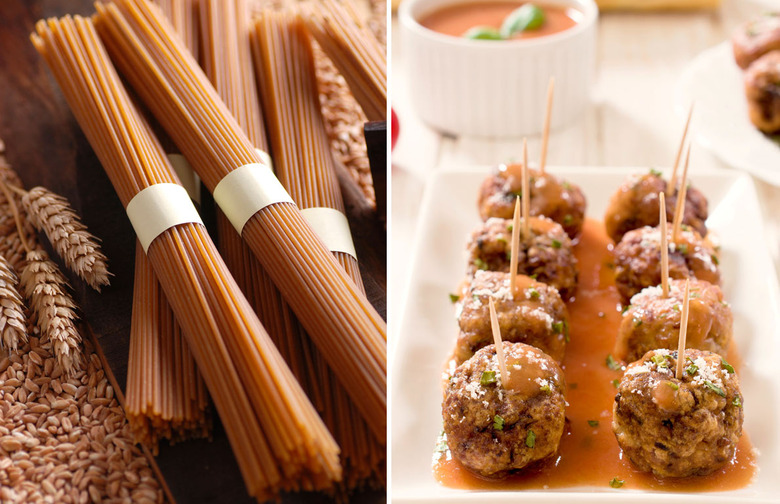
(20, 186, 110, 291)
(0, 253, 27, 351)
(20, 249, 81, 374)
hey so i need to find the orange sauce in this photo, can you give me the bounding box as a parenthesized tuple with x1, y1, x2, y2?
(435, 218, 757, 492)
(419, 1, 580, 40)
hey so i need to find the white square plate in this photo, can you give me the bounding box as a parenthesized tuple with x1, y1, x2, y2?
(390, 166, 780, 503)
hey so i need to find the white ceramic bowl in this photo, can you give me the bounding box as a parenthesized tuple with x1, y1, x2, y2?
(399, 0, 598, 137)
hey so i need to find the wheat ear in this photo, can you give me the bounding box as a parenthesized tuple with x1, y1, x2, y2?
(0, 253, 27, 351)
(20, 186, 110, 291)
(21, 249, 82, 374)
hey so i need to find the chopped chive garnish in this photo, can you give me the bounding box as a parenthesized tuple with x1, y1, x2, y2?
(633, 318, 643, 328)
(606, 354, 621, 371)
(563, 214, 573, 225)
(480, 371, 497, 385)
(677, 243, 689, 255)
(704, 380, 726, 397)
(551, 239, 562, 249)
(552, 321, 563, 334)
(721, 358, 735, 374)
(474, 258, 488, 270)
(612, 379, 620, 388)
(711, 254, 720, 265)
(733, 396, 742, 407)
(650, 168, 663, 177)
(540, 384, 551, 394)
(493, 415, 505, 431)
(621, 305, 629, 314)
(668, 381, 679, 390)
(609, 477, 625, 488)
(449, 293, 460, 303)
(651, 354, 669, 368)
(587, 420, 599, 428)
(525, 430, 536, 448)
(528, 288, 540, 300)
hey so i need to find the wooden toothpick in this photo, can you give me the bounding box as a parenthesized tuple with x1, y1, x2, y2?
(667, 103, 694, 195)
(522, 138, 530, 240)
(675, 279, 691, 380)
(510, 196, 521, 296)
(659, 192, 669, 298)
(489, 297, 509, 388)
(539, 77, 555, 174)
(672, 144, 691, 243)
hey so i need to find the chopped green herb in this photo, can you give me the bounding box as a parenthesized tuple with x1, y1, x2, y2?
(733, 396, 742, 408)
(505, 249, 512, 261)
(530, 273, 538, 280)
(612, 379, 620, 388)
(562, 181, 572, 190)
(651, 354, 669, 368)
(563, 214, 574, 225)
(686, 362, 698, 376)
(677, 243, 689, 255)
(551, 239, 562, 249)
(621, 305, 629, 314)
(587, 420, 599, 428)
(493, 415, 505, 431)
(704, 380, 726, 397)
(606, 354, 621, 371)
(500, 3, 546, 38)
(609, 477, 625, 489)
(496, 237, 507, 245)
(472, 294, 480, 302)
(552, 321, 563, 334)
(480, 371, 497, 385)
(563, 320, 570, 343)
(721, 358, 735, 374)
(633, 318, 643, 328)
(540, 384, 551, 394)
(689, 291, 700, 298)
(525, 430, 536, 448)
(511, 190, 523, 198)
(650, 168, 663, 177)
(507, 224, 514, 232)
(668, 381, 679, 391)
(449, 293, 460, 303)
(672, 304, 680, 312)
(711, 254, 720, 265)
(528, 288, 540, 300)
(474, 258, 488, 270)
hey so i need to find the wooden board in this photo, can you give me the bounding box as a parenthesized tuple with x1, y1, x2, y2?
(0, 1, 386, 502)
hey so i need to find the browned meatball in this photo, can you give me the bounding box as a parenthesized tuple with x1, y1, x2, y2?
(604, 170, 708, 243)
(613, 226, 720, 302)
(443, 342, 566, 479)
(615, 279, 733, 363)
(466, 216, 579, 300)
(613, 349, 743, 478)
(455, 271, 569, 364)
(732, 12, 780, 69)
(477, 165, 586, 239)
(745, 50, 780, 133)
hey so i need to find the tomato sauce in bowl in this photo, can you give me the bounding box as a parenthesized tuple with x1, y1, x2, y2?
(419, 1, 581, 40)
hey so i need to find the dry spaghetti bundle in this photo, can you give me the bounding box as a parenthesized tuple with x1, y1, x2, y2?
(126, 243, 210, 451)
(151, 0, 199, 59)
(301, 0, 387, 122)
(32, 15, 341, 500)
(253, 8, 384, 489)
(93, 0, 386, 439)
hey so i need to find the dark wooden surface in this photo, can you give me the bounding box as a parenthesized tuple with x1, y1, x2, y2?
(0, 1, 387, 503)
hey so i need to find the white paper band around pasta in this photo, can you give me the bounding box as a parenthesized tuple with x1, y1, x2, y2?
(255, 148, 273, 169)
(300, 207, 357, 259)
(126, 183, 204, 252)
(213, 163, 293, 233)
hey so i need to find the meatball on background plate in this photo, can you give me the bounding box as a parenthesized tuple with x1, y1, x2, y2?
(677, 41, 780, 186)
(392, 167, 780, 502)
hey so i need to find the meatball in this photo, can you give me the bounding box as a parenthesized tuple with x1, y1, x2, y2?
(613, 226, 720, 302)
(745, 50, 780, 134)
(466, 216, 579, 300)
(732, 12, 780, 69)
(615, 279, 733, 363)
(477, 164, 586, 240)
(443, 342, 566, 478)
(613, 349, 743, 478)
(455, 270, 569, 364)
(604, 170, 708, 243)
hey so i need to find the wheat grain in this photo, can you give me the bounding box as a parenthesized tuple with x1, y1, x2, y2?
(20, 250, 81, 375)
(21, 187, 110, 292)
(0, 253, 27, 352)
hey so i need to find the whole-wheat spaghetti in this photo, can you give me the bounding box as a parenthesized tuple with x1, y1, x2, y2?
(253, 8, 385, 489)
(32, 15, 341, 500)
(125, 242, 210, 451)
(301, 0, 387, 122)
(93, 0, 387, 439)
(151, 0, 199, 60)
